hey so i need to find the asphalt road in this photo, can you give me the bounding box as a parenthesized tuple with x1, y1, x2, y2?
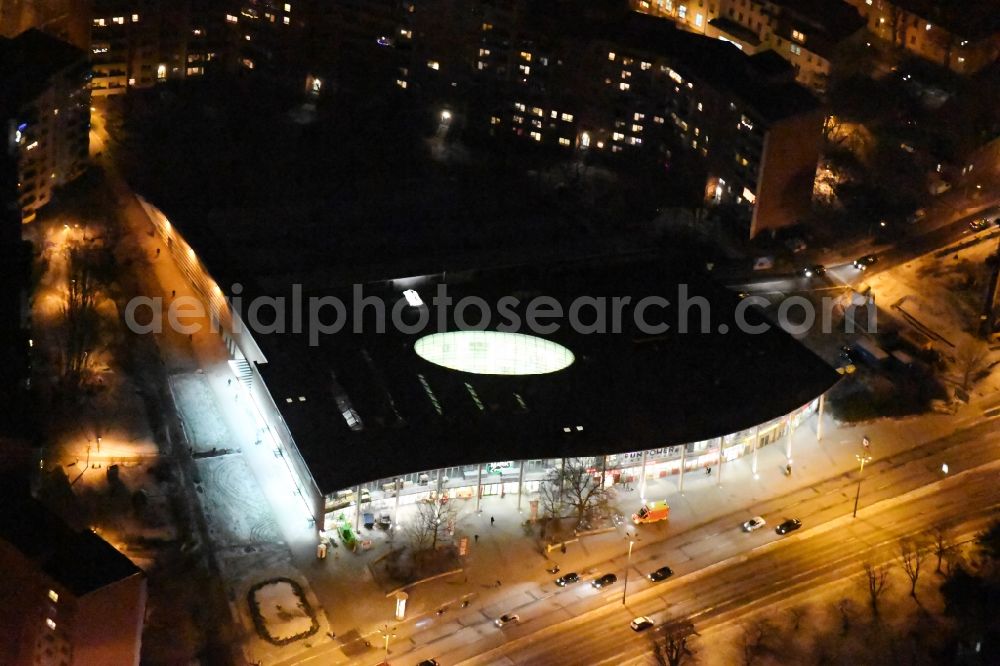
(384, 415, 1000, 666)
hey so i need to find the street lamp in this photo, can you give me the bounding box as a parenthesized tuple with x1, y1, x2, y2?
(853, 439, 873, 518)
(378, 624, 396, 664)
(621, 534, 640, 605)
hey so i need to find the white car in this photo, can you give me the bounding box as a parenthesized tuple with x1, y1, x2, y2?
(742, 516, 767, 532)
(630, 616, 655, 632)
(495, 613, 519, 627)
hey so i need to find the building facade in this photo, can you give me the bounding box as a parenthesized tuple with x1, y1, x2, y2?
(0, 29, 90, 223)
(845, 0, 1000, 74)
(0, 489, 147, 666)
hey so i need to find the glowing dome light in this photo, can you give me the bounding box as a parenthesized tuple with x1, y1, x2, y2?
(415, 331, 574, 376)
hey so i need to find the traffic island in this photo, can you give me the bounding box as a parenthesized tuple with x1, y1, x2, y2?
(247, 578, 319, 646)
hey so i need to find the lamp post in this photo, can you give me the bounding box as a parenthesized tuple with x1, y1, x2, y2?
(621, 534, 639, 605)
(853, 438, 873, 518)
(378, 624, 396, 664)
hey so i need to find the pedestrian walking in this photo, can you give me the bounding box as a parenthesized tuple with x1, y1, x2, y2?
(171, 290, 176, 298)
(227, 378, 232, 387)
(496, 580, 502, 587)
(474, 534, 479, 543)
(155, 248, 160, 257)
(490, 516, 495, 526)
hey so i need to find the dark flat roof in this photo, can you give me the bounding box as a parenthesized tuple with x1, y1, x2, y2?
(0, 490, 142, 597)
(885, 0, 1000, 41)
(0, 29, 84, 116)
(254, 254, 838, 494)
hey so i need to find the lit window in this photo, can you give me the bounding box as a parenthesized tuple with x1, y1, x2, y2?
(482, 22, 493, 30)
(46, 619, 56, 630)
(629, 136, 642, 145)
(792, 29, 805, 42)
(790, 44, 802, 55)
(678, 5, 687, 20)
(479, 48, 490, 56)
(653, 116, 665, 124)
(399, 29, 412, 39)
(113, 16, 124, 24)
(695, 14, 703, 27)
(283, 16, 289, 24)
(157, 64, 167, 80)
(26, 141, 38, 151)
(640, 61, 652, 70)
(48, 590, 58, 603)
(131, 14, 139, 22)
(561, 113, 573, 122)
(608, 51, 616, 61)
(519, 64, 530, 75)
(957, 57, 965, 63)
(925, 23, 931, 31)
(284, 3, 292, 11)
(581, 132, 591, 147)
(631, 124, 643, 132)
(633, 112, 644, 121)
(619, 82, 630, 91)
(520, 51, 532, 61)
(531, 107, 543, 116)
(514, 102, 525, 112)
(697, 102, 703, 111)
(490, 116, 500, 125)
(530, 131, 542, 142)
(612, 132, 625, 141)
(621, 70, 631, 78)
(559, 137, 571, 146)
(551, 110, 558, 119)
(226, 14, 238, 23)
(93, 18, 105, 26)
(192, 29, 202, 36)
(427, 60, 440, 70)
(396, 79, 407, 88)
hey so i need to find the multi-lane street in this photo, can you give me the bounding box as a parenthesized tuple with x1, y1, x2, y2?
(373, 414, 1000, 666)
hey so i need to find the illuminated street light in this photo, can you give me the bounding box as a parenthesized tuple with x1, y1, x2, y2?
(853, 439, 873, 518)
(378, 624, 397, 664)
(440, 110, 452, 123)
(621, 534, 639, 605)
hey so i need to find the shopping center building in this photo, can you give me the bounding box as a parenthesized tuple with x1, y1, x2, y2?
(139, 199, 839, 533)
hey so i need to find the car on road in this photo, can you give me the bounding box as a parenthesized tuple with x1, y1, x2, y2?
(495, 613, 520, 627)
(853, 255, 878, 271)
(555, 572, 580, 586)
(776, 518, 802, 535)
(970, 218, 991, 231)
(630, 616, 655, 632)
(742, 516, 767, 532)
(648, 566, 674, 582)
(417, 660, 440, 666)
(799, 265, 826, 278)
(592, 573, 618, 588)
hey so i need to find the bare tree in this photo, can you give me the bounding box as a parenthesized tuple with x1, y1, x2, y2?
(956, 342, 990, 393)
(863, 562, 892, 618)
(899, 539, 928, 598)
(931, 526, 951, 574)
(406, 499, 457, 557)
(739, 619, 775, 665)
(652, 622, 697, 666)
(538, 459, 612, 530)
(786, 605, 807, 633)
(61, 247, 101, 387)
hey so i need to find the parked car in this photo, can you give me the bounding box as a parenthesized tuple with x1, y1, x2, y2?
(970, 218, 991, 231)
(742, 516, 767, 532)
(592, 573, 618, 588)
(776, 518, 802, 535)
(630, 616, 655, 631)
(495, 613, 520, 627)
(555, 572, 580, 587)
(417, 660, 440, 666)
(853, 255, 878, 271)
(377, 511, 392, 529)
(799, 265, 826, 278)
(648, 566, 674, 582)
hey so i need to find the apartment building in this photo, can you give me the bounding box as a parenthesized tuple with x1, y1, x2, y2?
(632, 0, 866, 92)
(846, 0, 1000, 74)
(0, 29, 89, 223)
(0, 484, 147, 666)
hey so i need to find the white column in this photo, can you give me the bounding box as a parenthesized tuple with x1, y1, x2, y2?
(475, 463, 483, 513)
(638, 450, 648, 499)
(817, 394, 825, 442)
(716, 437, 724, 486)
(678, 446, 686, 494)
(786, 415, 795, 462)
(353, 484, 362, 532)
(752, 425, 760, 478)
(517, 462, 525, 512)
(393, 478, 402, 527)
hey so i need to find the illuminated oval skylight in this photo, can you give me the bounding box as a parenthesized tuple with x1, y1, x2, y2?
(414, 331, 575, 376)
